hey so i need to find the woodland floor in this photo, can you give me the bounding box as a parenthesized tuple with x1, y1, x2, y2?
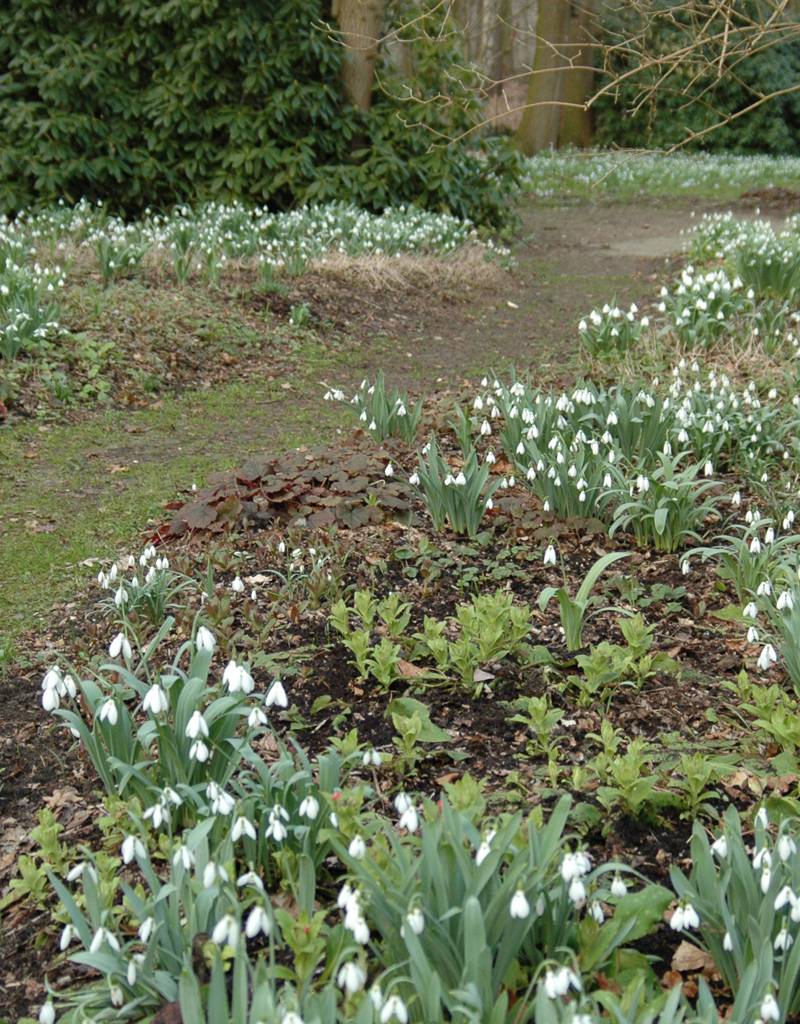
(0, 192, 796, 1021)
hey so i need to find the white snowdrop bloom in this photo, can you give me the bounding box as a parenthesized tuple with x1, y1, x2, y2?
(568, 877, 586, 905)
(543, 544, 557, 566)
(757, 643, 778, 671)
(348, 834, 367, 859)
(380, 995, 408, 1024)
(245, 904, 271, 939)
(398, 805, 419, 832)
(266, 678, 288, 707)
(761, 866, 772, 894)
(299, 795, 319, 820)
(723, 930, 733, 952)
(195, 626, 216, 652)
(753, 847, 772, 871)
(480, 419, 491, 436)
(670, 902, 699, 930)
(711, 835, 728, 858)
(142, 684, 169, 715)
(206, 781, 235, 816)
(589, 901, 604, 923)
(394, 792, 412, 814)
(39, 1003, 56, 1024)
(611, 875, 627, 898)
(231, 575, 245, 594)
(108, 632, 132, 660)
(778, 835, 797, 861)
(749, 536, 762, 554)
(119, 832, 147, 867)
(743, 601, 758, 619)
(337, 961, 366, 995)
(747, 625, 760, 643)
(406, 906, 425, 935)
(98, 699, 118, 726)
(485, 450, 496, 464)
(408, 471, 420, 486)
(248, 705, 267, 728)
(509, 889, 530, 919)
(232, 815, 257, 842)
(760, 993, 780, 1022)
(185, 710, 209, 739)
(212, 914, 240, 948)
(384, 463, 394, 478)
(756, 579, 771, 597)
(774, 885, 796, 911)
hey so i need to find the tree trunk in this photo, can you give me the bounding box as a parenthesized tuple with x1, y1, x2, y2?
(332, 0, 385, 112)
(515, 0, 573, 155)
(559, 0, 597, 148)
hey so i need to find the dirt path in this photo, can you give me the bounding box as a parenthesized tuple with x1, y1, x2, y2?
(0, 198, 739, 642)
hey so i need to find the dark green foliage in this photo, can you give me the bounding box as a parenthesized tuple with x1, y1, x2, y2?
(593, 1, 800, 154)
(0, 0, 519, 226)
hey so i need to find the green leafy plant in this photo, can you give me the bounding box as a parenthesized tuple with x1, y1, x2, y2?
(411, 438, 499, 538)
(539, 550, 631, 652)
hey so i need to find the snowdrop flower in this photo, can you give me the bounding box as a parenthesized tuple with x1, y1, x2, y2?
(109, 632, 132, 660)
(750, 536, 762, 554)
(589, 901, 604, 923)
(98, 699, 118, 726)
(121, 834, 146, 864)
(232, 815, 257, 841)
(611, 875, 627, 898)
(408, 471, 420, 486)
(680, 558, 690, 575)
(231, 575, 245, 594)
(362, 748, 382, 766)
(138, 917, 155, 943)
(757, 580, 771, 597)
(60, 924, 76, 950)
(245, 904, 271, 938)
(761, 866, 772, 894)
(778, 590, 794, 611)
(568, 876, 586, 905)
(212, 914, 240, 948)
(38, 1002, 56, 1024)
(670, 902, 699, 931)
(711, 835, 728, 859)
(337, 961, 366, 995)
(723, 930, 733, 952)
(480, 419, 491, 436)
(543, 967, 581, 999)
(384, 463, 394, 478)
(248, 705, 267, 728)
(299, 795, 319, 820)
(756, 807, 770, 828)
(186, 710, 209, 740)
(747, 625, 759, 643)
(348, 834, 367, 859)
(206, 781, 235, 816)
(454, 470, 467, 487)
(560, 851, 591, 881)
(775, 925, 794, 951)
(202, 860, 228, 889)
(475, 829, 496, 866)
(380, 995, 408, 1023)
(398, 803, 419, 832)
(266, 805, 289, 842)
(731, 490, 741, 507)
(265, 678, 288, 708)
(757, 643, 777, 671)
(509, 889, 530, 919)
(753, 847, 771, 871)
(543, 544, 557, 566)
(196, 626, 215, 652)
(760, 993, 780, 1022)
(90, 926, 121, 953)
(778, 835, 797, 861)
(281, 1014, 304, 1024)
(142, 684, 169, 715)
(405, 906, 425, 935)
(743, 601, 758, 619)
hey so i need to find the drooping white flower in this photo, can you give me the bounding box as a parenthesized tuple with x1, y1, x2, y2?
(231, 575, 245, 594)
(610, 875, 627, 898)
(723, 930, 733, 952)
(757, 643, 778, 671)
(211, 914, 240, 948)
(509, 889, 530, 919)
(245, 904, 271, 938)
(265, 678, 288, 708)
(232, 816, 257, 842)
(38, 1002, 56, 1024)
(337, 961, 366, 995)
(543, 544, 557, 566)
(405, 906, 425, 935)
(778, 835, 797, 861)
(380, 995, 408, 1023)
(121, 835, 146, 864)
(711, 835, 728, 859)
(384, 463, 394, 478)
(142, 684, 169, 715)
(299, 795, 320, 820)
(185, 710, 209, 739)
(760, 993, 780, 1022)
(195, 626, 216, 652)
(348, 834, 367, 859)
(109, 632, 132, 661)
(670, 902, 699, 931)
(98, 699, 118, 726)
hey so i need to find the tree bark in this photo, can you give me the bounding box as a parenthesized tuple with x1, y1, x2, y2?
(559, 0, 596, 148)
(332, 0, 385, 112)
(515, 0, 573, 155)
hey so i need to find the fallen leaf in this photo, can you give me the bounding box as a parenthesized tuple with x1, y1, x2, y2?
(671, 941, 716, 975)
(397, 659, 426, 678)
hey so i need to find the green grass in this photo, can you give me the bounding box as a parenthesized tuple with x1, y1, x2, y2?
(0, 370, 347, 644)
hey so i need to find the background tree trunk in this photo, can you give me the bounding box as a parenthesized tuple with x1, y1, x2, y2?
(515, 0, 572, 154)
(332, 0, 385, 111)
(558, 0, 596, 148)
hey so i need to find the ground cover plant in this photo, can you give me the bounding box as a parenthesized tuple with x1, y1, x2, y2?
(10, 191, 800, 1024)
(0, 200, 504, 419)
